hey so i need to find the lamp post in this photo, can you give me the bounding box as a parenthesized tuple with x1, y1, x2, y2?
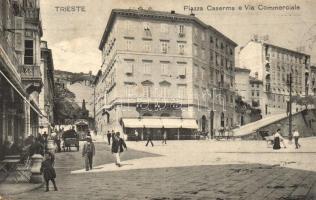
(287, 73, 293, 141)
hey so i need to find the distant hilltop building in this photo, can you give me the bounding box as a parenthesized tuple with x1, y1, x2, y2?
(239, 38, 311, 116)
(54, 70, 95, 118)
(94, 8, 237, 140)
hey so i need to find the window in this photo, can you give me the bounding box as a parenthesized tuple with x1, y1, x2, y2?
(210, 36, 213, 43)
(144, 63, 151, 74)
(143, 22, 150, 30)
(161, 41, 168, 53)
(125, 84, 135, 97)
(257, 91, 260, 96)
(144, 41, 151, 52)
(178, 43, 185, 55)
(126, 39, 132, 50)
(201, 49, 205, 60)
(126, 62, 134, 75)
(24, 40, 34, 65)
(252, 91, 254, 96)
(143, 85, 152, 97)
(201, 32, 205, 41)
(160, 24, 168, 33)
(179, 25, 185, 36)
(161, 63, 169, 75)
(178, 65, 186, 78)
(160, 86, 170, 98)
(201, 68, 205, 81)
(193, 45, 198, 56)
(177, 85, 187, 98)
(210, 51, 214, 61)
(257, 84, 259, 88)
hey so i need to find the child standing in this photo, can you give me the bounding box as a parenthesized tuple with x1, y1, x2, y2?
(40, 153, 58, 192)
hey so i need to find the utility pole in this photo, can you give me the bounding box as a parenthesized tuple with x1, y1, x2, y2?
(288, 73, 293, 141)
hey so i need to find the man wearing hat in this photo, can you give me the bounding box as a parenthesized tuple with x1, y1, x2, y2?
(82, 136, 95, 171)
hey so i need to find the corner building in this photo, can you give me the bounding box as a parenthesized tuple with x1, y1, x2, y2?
(95, 9, 237, 140)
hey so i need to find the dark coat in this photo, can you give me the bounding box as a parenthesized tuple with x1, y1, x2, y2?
(40, 159, 56, 181)
(273, 137, 281, 150)
(111, 138, 127, 153)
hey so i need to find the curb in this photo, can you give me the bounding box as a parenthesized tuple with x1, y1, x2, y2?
(0, 182, 44, 196)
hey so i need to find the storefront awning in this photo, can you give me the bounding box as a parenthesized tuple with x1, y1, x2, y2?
(181, 119, 198, 129)
(122, 118, 143, 128)
(142, 118, 163, 128)
(161, 118, 182, 128)
(123, 118, 198, 129)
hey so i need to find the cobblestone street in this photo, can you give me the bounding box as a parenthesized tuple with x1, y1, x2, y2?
(3, 139, 316, 200)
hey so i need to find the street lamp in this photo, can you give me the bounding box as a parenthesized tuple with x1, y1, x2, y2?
(287, 73, 293, 141)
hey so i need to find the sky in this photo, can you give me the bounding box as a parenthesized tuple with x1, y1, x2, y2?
(40, 0, 316, 74)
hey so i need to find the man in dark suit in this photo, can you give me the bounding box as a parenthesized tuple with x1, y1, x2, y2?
(145, 128, 154, 147)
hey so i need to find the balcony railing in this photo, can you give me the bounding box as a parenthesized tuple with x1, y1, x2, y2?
(24, 8, 40, 21)
(19, 65, 41, 80)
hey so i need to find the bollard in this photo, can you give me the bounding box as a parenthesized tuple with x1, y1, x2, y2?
(30, 154, 43, 183)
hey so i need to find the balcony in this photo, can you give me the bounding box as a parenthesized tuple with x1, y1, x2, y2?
(19, 65, 42, 93)
(24, 8, 40, 22)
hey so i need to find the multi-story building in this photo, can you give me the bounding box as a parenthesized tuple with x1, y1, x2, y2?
(0, 0, 43, 153)
(95, 8, 237, 140)
(235, 67, 263, 125)
(239, 38, 310, 116)
(310, 65, 316, 95)
(39, 41, 55, 134)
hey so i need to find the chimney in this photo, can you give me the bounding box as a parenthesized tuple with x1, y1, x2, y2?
(255, 72, 258, 79)
(89, 70, 92, 76)
(171, 10, 175, 14)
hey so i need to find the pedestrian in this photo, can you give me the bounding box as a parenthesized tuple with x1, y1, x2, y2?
(111, 132, 127, 167)
(107, 131, 111, 145)
(111, 130, 115, 143)
(134, 129, 139, 142)
(145, 128, 154, 147)
(55, 136, 61, 153)
(293, 129, 301, 149)
(162, 128, 167, 144)
(40, 153, 58, 192)
(273, 129, 287, 150)
(82, 136, 95, 171)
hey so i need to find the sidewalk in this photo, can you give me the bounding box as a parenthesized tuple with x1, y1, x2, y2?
(72, 137, 316, 174)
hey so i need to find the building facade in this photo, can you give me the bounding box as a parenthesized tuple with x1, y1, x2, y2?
(95, 8, 237, 140)
(239, 38, 311, 116)
(310, 65, 316, 95)
(235, 67, 263, 125)
(39, 41, 54, 134)
(0, 0, 44, 154)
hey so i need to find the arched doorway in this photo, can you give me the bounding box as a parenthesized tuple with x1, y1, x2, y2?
(210, 111, 214, 138)
(201, 115, 206, 132)
(220, 112, 225, 127)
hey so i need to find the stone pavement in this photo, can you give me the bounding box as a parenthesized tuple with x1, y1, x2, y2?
(1, 138, 316, 200)
(72, 137, 316, 173)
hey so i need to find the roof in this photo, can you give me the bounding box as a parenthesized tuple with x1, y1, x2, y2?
(99, 8, 237, 50)
(71, 75, 95, 84)
(248, 40, 310, 57)
(249, 76, 263, 84)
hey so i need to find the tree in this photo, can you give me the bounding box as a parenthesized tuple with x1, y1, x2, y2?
(53, 84, 82, 125)
(293, 95, 315, 110)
